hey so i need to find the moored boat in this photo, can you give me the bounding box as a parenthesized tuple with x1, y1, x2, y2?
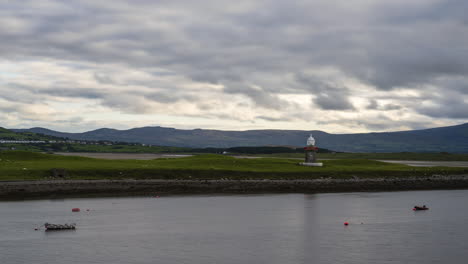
(44, 222, 76, 231)
(413, 205, 429, 211)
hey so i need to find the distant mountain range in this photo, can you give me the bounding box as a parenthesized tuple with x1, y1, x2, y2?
(12, 123, 468, 153)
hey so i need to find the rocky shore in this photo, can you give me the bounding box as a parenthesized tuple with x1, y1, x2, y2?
(2, 175, 468, 200)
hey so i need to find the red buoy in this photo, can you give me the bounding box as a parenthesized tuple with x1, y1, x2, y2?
(72, 208, 80, 212)
(344, 222, 349, 226)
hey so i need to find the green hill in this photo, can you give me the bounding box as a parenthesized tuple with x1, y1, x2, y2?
(13, 123, 468, 153)
(0, 127, 62, 141)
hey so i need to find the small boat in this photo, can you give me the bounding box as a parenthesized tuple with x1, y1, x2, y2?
(44, 222, 76, 231)
(413, 205, 429, 211)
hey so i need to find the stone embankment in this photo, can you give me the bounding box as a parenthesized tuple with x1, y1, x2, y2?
(2, 175, 468, 199)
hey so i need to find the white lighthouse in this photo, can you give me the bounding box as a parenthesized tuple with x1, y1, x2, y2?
(300, 133, 323, 167)
(306, 134, 315, 146)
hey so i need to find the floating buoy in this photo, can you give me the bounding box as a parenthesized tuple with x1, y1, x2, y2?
(344, 222, 349, 226)
(72, 208, 80, 212)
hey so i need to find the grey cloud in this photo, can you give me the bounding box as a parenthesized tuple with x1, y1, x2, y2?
(55, 117, 85, 124)
(313, 91, 355, 111)
(367, 100, 402, 111)
(0, 104, 19, 113)
(417, 97, 468, 119)
(295, 74, 355, 110)
(94, 73, 115, 84)
(145, 92, 197, 104)
(4, 83, 105, 101)
(3, 79, 200, 117)
(255, 116, 292, 122)
(2, 1, 468, 92)
(318, 116, 431, 132)
(382, 104, 402, 111)
(1, 0, 468, 128)
(413, 83, 468, 119)
(367, 99, 379, 110)
(224, 83, 290, 109)
(42, 87, 105, 99)
(100, 94, 152, 114)
(1, 84, 40, 104)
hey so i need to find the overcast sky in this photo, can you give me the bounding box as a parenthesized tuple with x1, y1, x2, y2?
(1, 0, 467, 133)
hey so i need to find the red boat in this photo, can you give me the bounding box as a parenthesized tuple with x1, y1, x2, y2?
(413, 205, 429, 211)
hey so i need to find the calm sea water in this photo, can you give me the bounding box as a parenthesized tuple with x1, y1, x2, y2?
(1, 190, 468, 264)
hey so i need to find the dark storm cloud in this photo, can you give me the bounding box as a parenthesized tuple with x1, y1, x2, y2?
(1, 0, 468, 124)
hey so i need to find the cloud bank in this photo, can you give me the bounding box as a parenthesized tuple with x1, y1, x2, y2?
(1, 0, 467, 132)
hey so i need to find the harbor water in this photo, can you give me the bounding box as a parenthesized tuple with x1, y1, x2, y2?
(1, 190, 468, 264)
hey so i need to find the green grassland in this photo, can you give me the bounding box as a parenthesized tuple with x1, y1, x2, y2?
(1, 151, 467, 181)
(1, 143, 189, 153)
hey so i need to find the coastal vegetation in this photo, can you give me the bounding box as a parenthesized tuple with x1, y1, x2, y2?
(0, 151, 467, 181)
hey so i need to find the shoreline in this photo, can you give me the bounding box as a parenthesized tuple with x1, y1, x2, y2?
(2, 175, 468, 200)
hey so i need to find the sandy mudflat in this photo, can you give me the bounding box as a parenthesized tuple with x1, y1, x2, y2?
(53, 153, 468, 167)
(54, 152, 192, 160)
(378, 160, 468, 167)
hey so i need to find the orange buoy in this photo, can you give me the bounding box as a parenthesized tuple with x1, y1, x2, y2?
(344, 222, 349, 226)
(72, 208, 80, 212)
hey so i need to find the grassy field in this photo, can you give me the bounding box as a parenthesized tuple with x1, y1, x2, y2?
(1, 151, 467, 181)
(254, 152, 468, 161)
(1, 143, 190, 153)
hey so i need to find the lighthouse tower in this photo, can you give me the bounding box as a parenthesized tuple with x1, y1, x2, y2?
(306, 134, 315, 147)
(300, 134, 323, 167)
